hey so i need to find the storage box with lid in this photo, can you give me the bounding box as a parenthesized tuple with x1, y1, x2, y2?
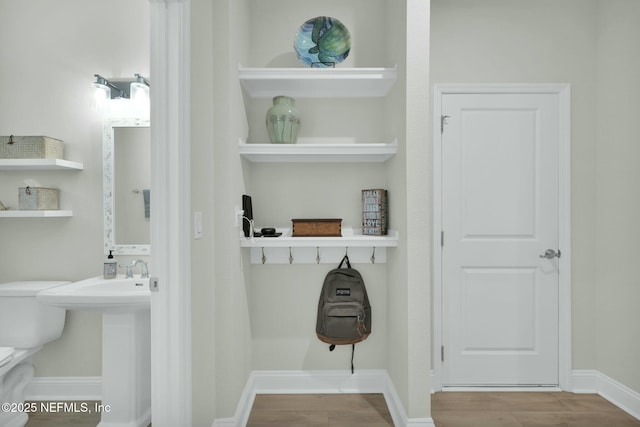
(18, 187, 60, 210)
(292, 219, 342, 237)
(0, 135, 64, 159)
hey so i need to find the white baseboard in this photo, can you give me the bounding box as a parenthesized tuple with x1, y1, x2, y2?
(25, 376, 102, 401)
(571, 370, 640, 420)
(212, 370, 435, 427)
(570, 369, 598, 393)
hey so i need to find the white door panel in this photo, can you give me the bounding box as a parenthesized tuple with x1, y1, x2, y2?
(441, 92, 560, 386)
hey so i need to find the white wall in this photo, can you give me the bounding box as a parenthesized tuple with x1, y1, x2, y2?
(207, 0, 254, 420)
(0, 0, 149, 377)
(432, 0, 640, 394)
(402, 0, 431, 417)
(595, 0, 640, 393)
(191, 0, 217, 424)
(431, 0, 599, 373)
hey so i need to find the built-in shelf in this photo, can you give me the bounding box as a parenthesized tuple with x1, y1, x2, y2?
(0, 210, 73, 218)
(239, 139, 397, 163)
(238, 65, 398, 263)
(0, 159, 83, 218)
(239, 66, 397, 98)
(240, 228, 397, 264)
(240, 228, 398, 248)
(0, 158, 84, 170)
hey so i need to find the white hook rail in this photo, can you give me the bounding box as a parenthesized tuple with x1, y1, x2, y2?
(248, 246, 389, 264)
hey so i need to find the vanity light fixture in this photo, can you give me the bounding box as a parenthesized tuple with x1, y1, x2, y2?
(93, 73, 150, 100)
(92, 73, 151, 116)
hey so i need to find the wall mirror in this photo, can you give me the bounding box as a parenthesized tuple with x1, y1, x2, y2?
(103, 117, 151, 255)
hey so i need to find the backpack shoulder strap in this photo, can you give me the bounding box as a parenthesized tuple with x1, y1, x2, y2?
(338, 254, 351, 269)
(351, 343, 355, 374)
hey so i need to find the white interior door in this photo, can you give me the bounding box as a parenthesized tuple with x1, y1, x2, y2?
(440, 91, 561, 386)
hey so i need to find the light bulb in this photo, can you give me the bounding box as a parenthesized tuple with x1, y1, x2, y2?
(91, 82, 110, 113)
(130, 81, 150, 118)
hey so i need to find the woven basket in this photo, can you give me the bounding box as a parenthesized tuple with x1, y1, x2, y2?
(0, 135, 64, 159)
(18, 187, 60, 210)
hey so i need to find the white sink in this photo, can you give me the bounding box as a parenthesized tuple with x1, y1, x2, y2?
(36, 275, 150, 312)
(37, 274, 152, 427)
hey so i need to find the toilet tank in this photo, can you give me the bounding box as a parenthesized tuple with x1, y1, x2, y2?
(0, 281, 69, 348)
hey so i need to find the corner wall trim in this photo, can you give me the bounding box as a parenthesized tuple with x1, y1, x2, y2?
(212, 370, 436, 427)
(571, 370, 640, 420)
(25, 376, 102, 401)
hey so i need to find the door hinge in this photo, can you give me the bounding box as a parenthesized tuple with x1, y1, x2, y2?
(441, 115, 450, 134)
(441, 345, 445, 362)
(150, 277, 159, 292)
(441, 230, 444, 247)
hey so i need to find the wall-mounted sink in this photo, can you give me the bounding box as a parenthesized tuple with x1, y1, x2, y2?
(36, 275, 150, 312)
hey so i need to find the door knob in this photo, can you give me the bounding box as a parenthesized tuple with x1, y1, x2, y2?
(539, 249, 561, 259)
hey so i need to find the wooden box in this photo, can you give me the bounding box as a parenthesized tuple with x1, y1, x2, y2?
(0, 135, 64, 159)
(18, 187, 60, 210)
(362, 189, 388, 236)
(292, 218, 342, 237)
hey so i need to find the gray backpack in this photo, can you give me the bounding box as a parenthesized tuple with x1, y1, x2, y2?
(316, 255, 371, 372)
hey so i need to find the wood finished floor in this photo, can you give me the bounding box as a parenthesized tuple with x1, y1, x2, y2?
(23, 392, 640, 426)
(247, 394, 394, 427)
(432, 392, 640, 427)
(23, 401, 151, 427)
(248, 392, 640, 427)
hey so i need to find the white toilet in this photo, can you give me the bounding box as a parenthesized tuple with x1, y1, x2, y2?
(0, 281, 69, 427)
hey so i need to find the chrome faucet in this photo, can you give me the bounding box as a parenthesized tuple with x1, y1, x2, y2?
(124, 259, 149, 279)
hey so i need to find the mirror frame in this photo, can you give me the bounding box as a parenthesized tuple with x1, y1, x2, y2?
(103, 117, 151, 255)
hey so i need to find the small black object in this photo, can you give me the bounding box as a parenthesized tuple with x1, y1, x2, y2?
(260, 227, 281, 238)
(242, 195, 255, 238)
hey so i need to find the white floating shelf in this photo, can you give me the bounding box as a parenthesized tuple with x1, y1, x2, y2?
(239, 66, 397, 98)
(0, 158, 84, 170)
(240, 228, 398, 248)
(240, 228, 398, 264)
(239, 140, 397, 163)
(0, 210, 73, 218)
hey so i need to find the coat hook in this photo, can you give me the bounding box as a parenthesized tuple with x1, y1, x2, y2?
(261, 247, 266, 264)
(316, 247, 321, 264)
(371, 247, 376, 264)
(289, 247, 294, 264)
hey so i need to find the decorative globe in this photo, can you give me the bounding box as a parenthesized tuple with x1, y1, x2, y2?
(294, 16, 351, 68)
